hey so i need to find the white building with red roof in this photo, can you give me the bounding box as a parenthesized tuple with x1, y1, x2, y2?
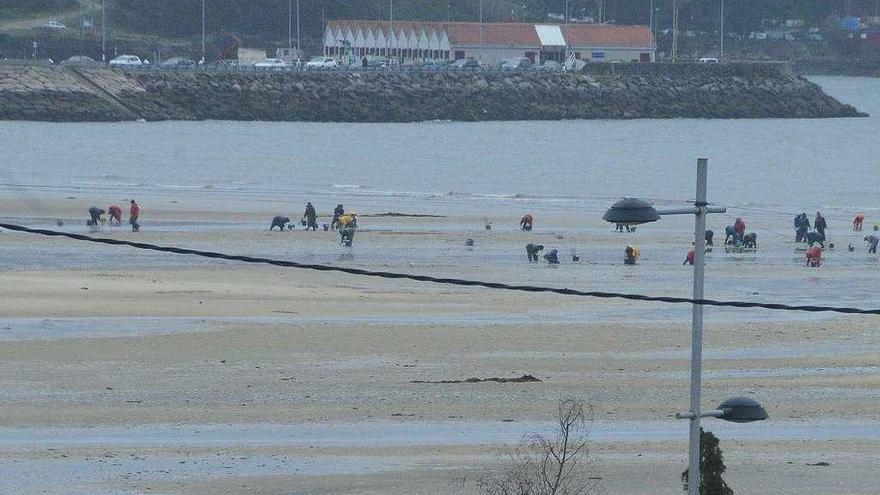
(324, 21, 655, 65)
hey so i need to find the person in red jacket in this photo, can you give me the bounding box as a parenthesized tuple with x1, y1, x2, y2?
(520, 214, 533, 231)
(805, 245, 822, 267)
(108, 205, 123, 225)
(129, 199, 141, 232)
(854, 213, 865, 231)
(734, 218, 746, 243)
(684, 246, 696, 265)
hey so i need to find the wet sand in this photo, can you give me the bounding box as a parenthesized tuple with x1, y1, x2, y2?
(1, 194, 879, 494)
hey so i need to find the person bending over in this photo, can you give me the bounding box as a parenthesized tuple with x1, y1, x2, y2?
(624, 244, 640, 265)
(269, 216, 291, 231)
(87, 207, 105, 227)
(331, 204, 345, 230)
(866, 232, 879, 254)
(108, 205, 123, 225)
(525, 243, 544, 262)
(543, 249, 559, 265)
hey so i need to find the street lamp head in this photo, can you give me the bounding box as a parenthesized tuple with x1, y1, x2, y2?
(602, 197, 661, 226)
(718, 396, 768, 423)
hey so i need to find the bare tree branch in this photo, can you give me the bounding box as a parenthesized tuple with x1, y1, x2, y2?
(477, 398, 600, 495)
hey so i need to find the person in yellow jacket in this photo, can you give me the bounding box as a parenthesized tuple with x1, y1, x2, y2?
(624, 244, 640, 265)
(338, 212, 358, 246)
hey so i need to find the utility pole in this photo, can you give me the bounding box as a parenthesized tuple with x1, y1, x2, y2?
(288, 0, 292, 48)
(650, 0, 654, 37)
(296, 0, 300, 52)
(201, 0, 206, 63)
(565, 0, 569, 23)
(672, 0, 679, 61)
(101, 0, 106, 62)
(720, 0, 725, 59)
(478, 0, 483, 61)
(389, 0, 393, 57)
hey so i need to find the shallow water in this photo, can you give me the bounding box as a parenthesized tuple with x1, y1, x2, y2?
(3, 419, 877, 495)
(3, 418, 878, 449)
(1, 77, 879, 217)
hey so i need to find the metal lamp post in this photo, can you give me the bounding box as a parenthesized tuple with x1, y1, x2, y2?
(603, 158, 767, 495)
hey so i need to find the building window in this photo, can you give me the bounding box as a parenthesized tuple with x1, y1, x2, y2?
(454, 50, 465, 60)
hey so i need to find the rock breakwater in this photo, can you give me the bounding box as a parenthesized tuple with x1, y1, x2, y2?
(0, 63, 864, 122)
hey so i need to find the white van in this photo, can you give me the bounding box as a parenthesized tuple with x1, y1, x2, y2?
(109, 55, 143, 67)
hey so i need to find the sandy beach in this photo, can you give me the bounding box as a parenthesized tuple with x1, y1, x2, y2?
(1, 188, 879, 495)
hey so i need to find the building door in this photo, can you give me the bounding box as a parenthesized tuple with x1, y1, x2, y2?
(525, 51, 536, 63)
(640, 52, 651, 63)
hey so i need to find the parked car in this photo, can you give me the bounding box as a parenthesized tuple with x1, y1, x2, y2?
(109, 55, 143, 67)
(159, 57, 196, 68)
(534, 60, 561, 71)
(501, 57, 532, 70)
(61, 55, 99, 67)
(421, 58, 448, 69)
(358, 55, 388, 68)
(43, 20, 67, 30)
(255, 58, 287, 70)
(451, 57, 480, 70)
(212, 59, 239, 68)
(306, 56, 338, 69)
(698, 57, 719, 64)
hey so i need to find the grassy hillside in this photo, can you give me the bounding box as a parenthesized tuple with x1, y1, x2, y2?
(2, 0, 878, 63)
(0, 1, 77, 20)
(6, 1, 880, 41)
